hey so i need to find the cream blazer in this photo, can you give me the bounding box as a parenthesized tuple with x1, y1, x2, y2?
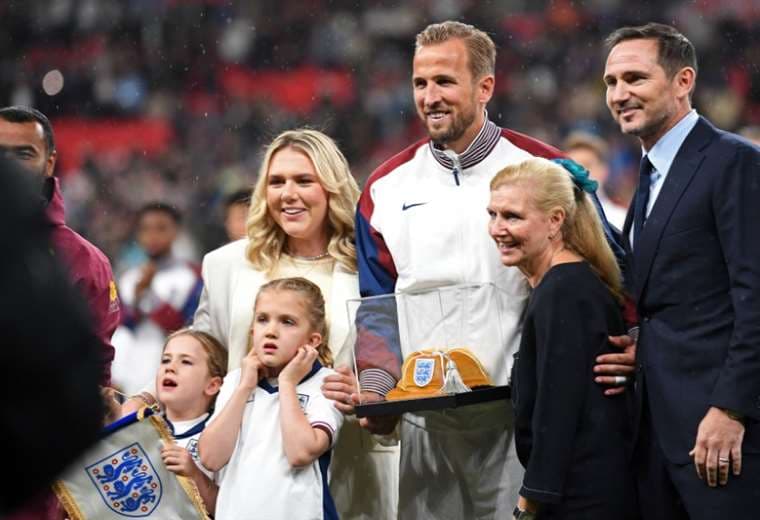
(192, 239, 399, 520)
(193, 239, 359, 370)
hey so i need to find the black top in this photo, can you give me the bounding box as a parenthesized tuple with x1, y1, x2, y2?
(512, 262, 632, 507)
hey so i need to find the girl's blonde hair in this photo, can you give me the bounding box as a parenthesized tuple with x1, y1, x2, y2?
(253, 277, 333, 367)
(490, 157, 623, 301)
(245, 129, 360, 274)
(163, 328, 228, 408)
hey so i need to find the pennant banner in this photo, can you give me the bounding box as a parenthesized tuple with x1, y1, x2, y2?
(53, 408, 208, 519)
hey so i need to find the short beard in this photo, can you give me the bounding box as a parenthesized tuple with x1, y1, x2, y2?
(427, 103, 477, 148)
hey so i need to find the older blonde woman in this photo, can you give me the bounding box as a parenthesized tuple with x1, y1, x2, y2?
(488, 158, 635, 520)
(193, 129, 399, 519)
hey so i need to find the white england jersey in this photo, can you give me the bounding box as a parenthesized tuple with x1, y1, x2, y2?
(211, 364, 343, 520)
(165, 412, 211, 478)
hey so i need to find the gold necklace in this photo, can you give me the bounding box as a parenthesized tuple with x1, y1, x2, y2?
(287, 251, 330, 261)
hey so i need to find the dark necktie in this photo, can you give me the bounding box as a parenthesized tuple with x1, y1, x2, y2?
(633, 156, 653, 248)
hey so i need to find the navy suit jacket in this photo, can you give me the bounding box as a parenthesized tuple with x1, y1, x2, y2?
(623, 117, 760, 465)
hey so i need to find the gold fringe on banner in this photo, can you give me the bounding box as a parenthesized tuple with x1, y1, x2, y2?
(51, 406, 209, 520)
(149, 414, 211, 520)
(52, 479, 85, 520)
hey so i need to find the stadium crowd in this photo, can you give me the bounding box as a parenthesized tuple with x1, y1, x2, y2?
(1, 0, 759, 269)
(2, 2, 760, 519)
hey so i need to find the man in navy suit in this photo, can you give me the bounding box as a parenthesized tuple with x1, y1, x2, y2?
(603, 23, 760, 518)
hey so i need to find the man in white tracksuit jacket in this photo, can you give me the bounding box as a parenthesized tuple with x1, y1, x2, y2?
(354, 21, 627, 519)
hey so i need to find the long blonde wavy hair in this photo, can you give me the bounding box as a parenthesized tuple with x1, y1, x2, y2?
(490, 157, 623, 301)
(246, 129, 360, 273)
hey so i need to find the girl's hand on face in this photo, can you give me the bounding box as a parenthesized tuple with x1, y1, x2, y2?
(279, 346, 319, 386)
(240, 349, 266, 391)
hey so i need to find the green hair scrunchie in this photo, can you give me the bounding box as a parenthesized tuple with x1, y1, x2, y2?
(551, 158, 598, 194)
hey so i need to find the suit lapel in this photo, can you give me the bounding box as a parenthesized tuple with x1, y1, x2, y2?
(633, 118, 714, 301)
(622, 202, 634, 251)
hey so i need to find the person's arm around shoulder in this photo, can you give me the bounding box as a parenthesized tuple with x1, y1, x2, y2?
(199, 350, 263, 471)
(595, 294, 637, 396)
(279, 347, 336, 467)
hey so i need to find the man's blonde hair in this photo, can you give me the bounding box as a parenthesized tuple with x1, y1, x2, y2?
(415, 21, 496, 80)
(245, 129, 360, 273)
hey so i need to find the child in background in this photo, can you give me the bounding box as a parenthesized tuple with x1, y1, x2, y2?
(156, 328, 227, 514)
(199, 277, 344, 520)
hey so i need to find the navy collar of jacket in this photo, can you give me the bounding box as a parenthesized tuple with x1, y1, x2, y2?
(164, 413, 210, 440)
(429, 115, 501, 171)
(258, 360, 323, 394)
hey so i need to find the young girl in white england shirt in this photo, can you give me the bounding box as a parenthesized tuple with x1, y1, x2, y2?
(199, 277, 343, 520)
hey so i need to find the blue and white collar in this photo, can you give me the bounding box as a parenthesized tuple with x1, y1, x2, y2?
(258, 360, 323, 394)
(164, 412, 210, 440)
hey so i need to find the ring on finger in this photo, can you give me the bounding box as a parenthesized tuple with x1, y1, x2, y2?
(613, 375, 627, 385)
(719, 457, 730, 463)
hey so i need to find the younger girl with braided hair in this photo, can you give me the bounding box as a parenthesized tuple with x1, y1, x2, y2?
(488, 158, 635, 519)
(199, 277, 343, 520)
(156, 328, 227, 513)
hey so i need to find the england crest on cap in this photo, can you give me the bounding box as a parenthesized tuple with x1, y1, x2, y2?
(413, 358, 436, 387)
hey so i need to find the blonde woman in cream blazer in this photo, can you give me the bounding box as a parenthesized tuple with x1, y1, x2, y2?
(192, 237, 357, 372)
(193, 129, 399, 520)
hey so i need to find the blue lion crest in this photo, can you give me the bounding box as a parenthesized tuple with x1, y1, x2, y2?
(86, 442, 162, 517)
(413, 358, 436, 387)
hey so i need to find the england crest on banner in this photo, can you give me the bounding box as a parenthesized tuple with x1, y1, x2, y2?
(54, 407, 209, 519)
(86, 442, 162, 516)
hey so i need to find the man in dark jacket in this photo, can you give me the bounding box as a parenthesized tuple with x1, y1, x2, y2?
(0, 153, 104, 516)
(0, 106, 120, 518)
(0, 106, 120, 385)
(604, 23, 760, 518)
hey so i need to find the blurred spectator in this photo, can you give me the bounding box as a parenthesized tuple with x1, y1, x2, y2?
(223, 188, 252, 242)
(738, 125, 760, 145)
(0, 105, 120, 384)
(112, 202, 202, 396)
(0, 104, 118, 520)
(563, 131, 629, 229)
(0, 0, 757, 260)
(0, 153, 103, 518)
